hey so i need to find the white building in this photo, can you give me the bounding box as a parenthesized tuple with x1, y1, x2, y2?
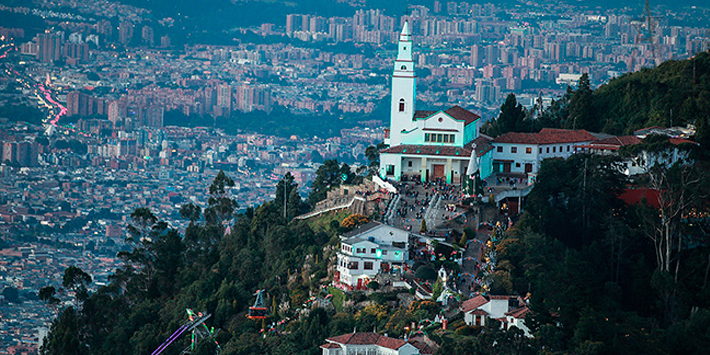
(334, 222, 409, 291)
(321, 333, 427, 355)
(486, 128, 598, 177)
(380, 21, 482, 184)
(460, 294, 531, 337)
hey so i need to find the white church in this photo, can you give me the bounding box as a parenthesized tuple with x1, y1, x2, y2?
(379, 21, 483, 184)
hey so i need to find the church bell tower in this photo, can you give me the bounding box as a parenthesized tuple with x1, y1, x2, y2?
(388, 20, 416, 147)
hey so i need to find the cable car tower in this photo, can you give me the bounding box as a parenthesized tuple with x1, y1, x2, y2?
(248, 290, 268, 320)
(150, 308, 220, 355)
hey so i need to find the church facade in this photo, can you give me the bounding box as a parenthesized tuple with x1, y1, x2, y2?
(379, 21, 482, 184)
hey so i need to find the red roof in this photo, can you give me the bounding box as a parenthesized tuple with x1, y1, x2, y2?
(669, 138, 698, 146)
(445, 106, 481, 126)
(408, 337, 437, 354)
(505, 306, 531, 319)
(617, 188, 660, 208)
(592, 135, 642, 147)
(376, 336, 407, 350)
(460, 295, 489, 313)
(380, 144, 472, 157)
(489, 295, 515, 300)
(320, 343, 342, 349)
(326, 333, 407, 350)
(468, 135, 494, 157)
(471, 309, 489, 316)
(494, 128, 597, 145)
(578, 136, 639, 151)
(414, 106, 481, 126)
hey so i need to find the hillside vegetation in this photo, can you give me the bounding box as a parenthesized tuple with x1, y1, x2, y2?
(485, 51, 710, 150)
(38, 52, 710, 355)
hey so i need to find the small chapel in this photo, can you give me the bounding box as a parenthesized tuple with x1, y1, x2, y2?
(379, 21, 482, 184)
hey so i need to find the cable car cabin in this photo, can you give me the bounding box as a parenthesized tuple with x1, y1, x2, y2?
(248, 307, 268, 319)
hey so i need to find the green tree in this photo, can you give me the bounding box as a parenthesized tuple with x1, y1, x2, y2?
(307, 159, 354, 206)
(482, 93, 532, 136)
(39, 286, 60, 304)
(2, 286, 20, 303)
(274, 172, 303, 221)
(180, 202, 202, 223)
(204, 170, 238, 229)
(523, 154, 625, 247)
(365, 142, 387, 175)
(62, 266, 92, 303)
(415, 265, 437, 281)
(566, 73, 598, 131)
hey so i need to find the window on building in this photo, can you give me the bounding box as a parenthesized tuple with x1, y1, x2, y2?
(364, 262, 373, 270)
(497, 146, 503, 153)
(553, 146, 556, 153)
(349, 262, 358, 270)
(407, 161, 412, 167)
(511, 147, 517, 153)
(386, 165, 395, 175)
(546, 147, 550, 153)
(371, 248, 376, 254)
(382, 250, 388, 255)
(516, 163, 521, 167)
(424, 133, 455, 143)
(539, 147, 542, 154)
(567, 145, 570, 152)
(401, 65, 407, 70)
(399, 98, 405, 112)
(526, 147, 532, 154)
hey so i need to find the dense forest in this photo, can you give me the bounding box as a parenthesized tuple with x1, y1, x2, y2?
(40, 53, 710, 354)
(483, 50, 710, 150)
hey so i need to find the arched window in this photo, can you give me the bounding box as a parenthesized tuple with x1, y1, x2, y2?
(401, 65, 407, 70)
(398, 98, 405, 112)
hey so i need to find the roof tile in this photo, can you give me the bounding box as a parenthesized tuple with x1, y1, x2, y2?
(493, 128, 597, 145)
(381, 144, 472, 157)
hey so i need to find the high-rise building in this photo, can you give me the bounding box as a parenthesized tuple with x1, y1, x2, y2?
(37, 32, 63, 63)
(64, 42, 89, 63)
(160, 35, 171, 48)
(119, 21, 134, 45)
(141, 26, 154, 46)
(1, 141, 38, 167)
(471, 45, 483, 67)
(143, 105, 164, 128)
(66, 91, 106, 117)
(216, 84, 232, 116)
(286, 14, 299, 35)
(108, 100, 122, 126)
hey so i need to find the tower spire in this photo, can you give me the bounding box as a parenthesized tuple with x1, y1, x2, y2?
(400, 20, 411, 39)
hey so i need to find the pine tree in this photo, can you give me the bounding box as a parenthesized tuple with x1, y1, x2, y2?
(567, 73, 598, 131)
